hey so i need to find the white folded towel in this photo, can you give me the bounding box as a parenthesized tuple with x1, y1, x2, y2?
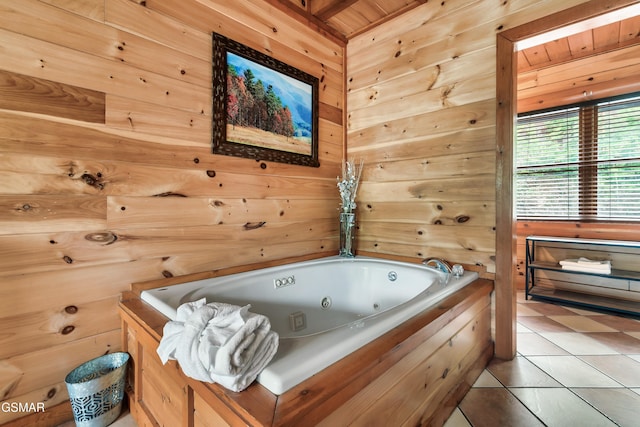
(559, 257, 611, 274)
(156, 298, 279, 392)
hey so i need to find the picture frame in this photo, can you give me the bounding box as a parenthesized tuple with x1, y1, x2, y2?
(211, 32, 320, 167)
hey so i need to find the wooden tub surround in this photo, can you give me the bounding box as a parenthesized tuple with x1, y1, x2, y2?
(119, 268, 493, 426)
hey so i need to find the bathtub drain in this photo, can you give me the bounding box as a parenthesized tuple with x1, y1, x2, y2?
(320, 296, 332, 310)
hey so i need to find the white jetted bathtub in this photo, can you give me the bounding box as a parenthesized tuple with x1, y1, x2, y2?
(141, 256, 478, 394)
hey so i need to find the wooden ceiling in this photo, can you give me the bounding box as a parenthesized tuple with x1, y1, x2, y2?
(517, 14, 640, 73)
(275, 0, 428, 41)
(274, 0, 640, 65)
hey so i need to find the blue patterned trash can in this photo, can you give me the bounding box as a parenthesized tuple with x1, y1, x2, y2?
(65, 352, 130, 427)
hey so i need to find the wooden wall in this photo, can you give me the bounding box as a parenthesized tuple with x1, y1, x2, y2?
(345, 0, 620, 276)
(0, 0, 344, 424)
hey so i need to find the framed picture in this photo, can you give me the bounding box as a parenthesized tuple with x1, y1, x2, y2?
(212, 33, 320, 167)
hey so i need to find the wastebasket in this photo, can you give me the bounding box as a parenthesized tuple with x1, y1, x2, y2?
(65, 352, 130, 427)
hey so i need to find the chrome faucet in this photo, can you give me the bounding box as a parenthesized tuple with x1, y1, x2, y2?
(422, 258, 453, 274)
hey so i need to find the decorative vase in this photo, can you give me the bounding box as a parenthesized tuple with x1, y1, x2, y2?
(339, 212, 356, 257)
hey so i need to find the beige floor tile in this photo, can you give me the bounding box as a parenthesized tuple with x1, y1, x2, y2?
(447, 297, 640, 427)
(443, 408, 472, 427)
(586, 315, 640, 332)
(458, 388, 544, 427)
(548, 315, 618, 332)
(626, 331, 640, 342)
(585, 332, 640, 354)
(539, 332, 618, 355)
(516, 292, 532, 303)
(57, 411, 135, 427)
(517, 304, 545, 317)
(517, 316, 575, 333)
(527, 355, 623, 387)
(579, 355, 640, 387)
(510, 388, 617, 427)
(572, 388, 640, 427)
(525, 302, 578, 316)
(517, 322, 533, 333)
(112, 414, 138, 427)
(471, 369, 503, 388)
(565, 305, 606, 315)
(488, 356, 561, 388)
(517, 333, 569, 356)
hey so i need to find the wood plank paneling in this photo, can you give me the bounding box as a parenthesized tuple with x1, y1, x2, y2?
(105, 95, 210, 143)
(107, 197, 336, 229)
(0, 111, 338, 178)
(40, 0, 104, 22)
(0, 296, 121, 360)
(0, 219, 337, 277)
(0, 260, 165, 317)
(0, 71, 105, 123)
(0, 0, 344, 423)
(0, 28, 209, 114)
(0, 195, 106, 234)
(0, 330, 120, 411)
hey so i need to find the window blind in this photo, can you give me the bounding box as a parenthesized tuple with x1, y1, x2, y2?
(516, 94, 640, 221)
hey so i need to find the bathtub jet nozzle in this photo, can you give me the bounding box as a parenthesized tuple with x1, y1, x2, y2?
(289, 311, 307, 332)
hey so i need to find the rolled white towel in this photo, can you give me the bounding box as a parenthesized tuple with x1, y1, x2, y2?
(156, 298, 279, 392)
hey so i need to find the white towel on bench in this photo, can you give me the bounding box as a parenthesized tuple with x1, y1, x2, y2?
(157, 298, 279, 392)
(559, 257, 611, 274)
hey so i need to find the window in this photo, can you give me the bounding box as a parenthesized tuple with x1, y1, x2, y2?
(516, 93, 640, 221)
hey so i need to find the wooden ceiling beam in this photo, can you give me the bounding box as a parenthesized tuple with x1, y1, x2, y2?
(314, 0, 360, 21)
(267, 0, 347, 45)
(344, 0, 429, 40)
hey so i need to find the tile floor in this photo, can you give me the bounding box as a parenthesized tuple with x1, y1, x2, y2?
(445, 292, 640, 427)
(57, 411, 136, 427)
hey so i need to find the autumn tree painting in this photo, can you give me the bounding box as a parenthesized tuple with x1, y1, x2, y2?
(227, 66, 295, 138)
(225, 52, 313, 156)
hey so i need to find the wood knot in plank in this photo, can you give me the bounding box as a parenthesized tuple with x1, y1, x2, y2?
(455, 215, 470, 223)
(61, 325, 75, 335)
(153, 192, 187, 197)
(81, 173, 105, 190)
(244, 221, 266, 230)
(16, 202, 37, 213)
(85, 231, 118, 245)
